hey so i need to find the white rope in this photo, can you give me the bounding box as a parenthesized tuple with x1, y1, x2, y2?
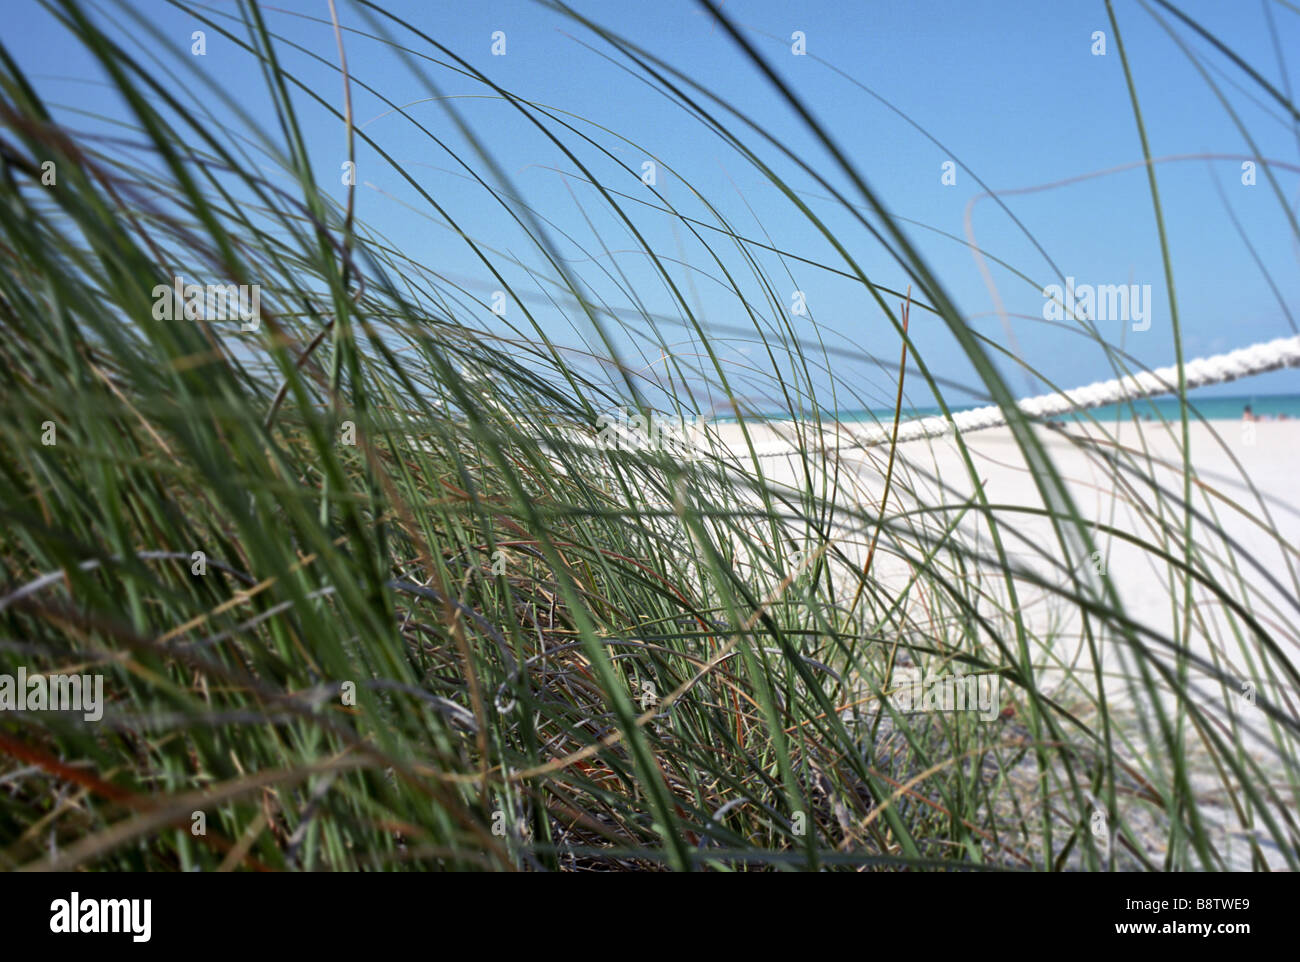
(733, 334, 1300, 460)
(533, 335, 1300, 463)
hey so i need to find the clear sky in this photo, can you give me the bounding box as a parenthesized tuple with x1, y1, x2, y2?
(9, 0, 1300, 413)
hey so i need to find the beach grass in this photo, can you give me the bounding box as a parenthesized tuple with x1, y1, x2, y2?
(0, 0, 1297, 871)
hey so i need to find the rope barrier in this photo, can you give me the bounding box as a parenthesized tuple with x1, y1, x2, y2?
(735, 334, 1300, 459)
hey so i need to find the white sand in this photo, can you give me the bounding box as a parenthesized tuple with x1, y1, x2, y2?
(711, 418, 1299, 683)
(706, 417, 1300, 749)
(707, 417, 1299, 866)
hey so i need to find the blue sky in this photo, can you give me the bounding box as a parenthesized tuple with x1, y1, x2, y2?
(10, 0, 1300, 413)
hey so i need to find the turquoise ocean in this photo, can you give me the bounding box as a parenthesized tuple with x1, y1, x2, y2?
(723, 394, 1300, 424)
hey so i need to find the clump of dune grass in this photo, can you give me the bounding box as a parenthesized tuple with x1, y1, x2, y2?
(0, 0, 1297, 871)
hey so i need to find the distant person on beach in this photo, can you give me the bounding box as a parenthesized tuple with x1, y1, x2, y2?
(1244, 404, 1284, 422)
